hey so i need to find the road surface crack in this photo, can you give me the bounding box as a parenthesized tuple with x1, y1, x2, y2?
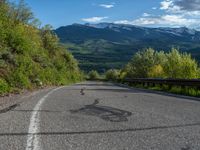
(0, 103, 20, 114)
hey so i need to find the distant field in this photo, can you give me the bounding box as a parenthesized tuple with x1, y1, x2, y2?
(64, 41, 200, 73)
(64, 42, 137, 72)
(55, 23, 200, 73)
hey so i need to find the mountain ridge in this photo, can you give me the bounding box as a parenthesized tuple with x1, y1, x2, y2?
(54, 23, 200, 72)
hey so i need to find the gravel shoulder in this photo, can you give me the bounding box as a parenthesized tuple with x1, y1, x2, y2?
(0, 87, 55, 112)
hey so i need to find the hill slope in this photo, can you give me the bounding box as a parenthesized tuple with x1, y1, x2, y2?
(54, 23, 200, 72)
(0, 1, 82, 95)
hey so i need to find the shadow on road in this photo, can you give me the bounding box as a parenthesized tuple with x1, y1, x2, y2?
(0, 122, 199, 137)
(84, 88, 141, 93)
(11, 110, 61, 113)
(70, 99, 132, 122)
(75, 83, 114, 87)
(76, 82, 200, 102)
(0, 104, 20, 114)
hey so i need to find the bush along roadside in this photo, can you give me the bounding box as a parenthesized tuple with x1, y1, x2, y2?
(116, 48, 200, 97)
(121, 81, 200, 97)
(0, 1, 83, 96)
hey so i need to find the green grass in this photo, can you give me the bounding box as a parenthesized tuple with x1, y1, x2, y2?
(0, 1, 83, 96)
(63, 41, 135, 73)
(129, 83, 200, 97)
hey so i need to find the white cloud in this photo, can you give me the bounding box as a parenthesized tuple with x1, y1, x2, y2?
(150, 0, 200, 28)
(115, 18, 160, 26)
(142, 13, 151, 17)
(82, 17, 108, 23)
(160, 0, 182, 13)
(161, 15, 197, 26)
(99, 4, 114, 8)
(152, 7, 157, 10)
(114, 20, 133, 24)
(186, 11, 200, 16)
(115, 14, 200, 28)
(160, 0, 173, 10)
(175, 0, 200, 11)
(160, 0, 200, 14)
(115, 0, 200, 29)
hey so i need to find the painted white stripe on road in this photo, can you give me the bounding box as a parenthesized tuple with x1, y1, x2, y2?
(26, 87, 64, 150)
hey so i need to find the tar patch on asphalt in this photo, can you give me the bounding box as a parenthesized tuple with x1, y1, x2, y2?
(0, 103, 20, 114)
(70, 99, 132, 122)
(80, 87, 86, 95)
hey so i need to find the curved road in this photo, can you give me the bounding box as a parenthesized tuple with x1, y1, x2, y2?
(0, 81, 200, 150)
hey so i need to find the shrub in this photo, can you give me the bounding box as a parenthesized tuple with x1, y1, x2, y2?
(88, 70, 99, 80)
(9, 70, 31, 89)
(148, 64, 165, 78)
(0, 79, 10, 94)
(105, 69, 120, 81)
(125, 48, 200, 79)
(0, 1, 83, 95)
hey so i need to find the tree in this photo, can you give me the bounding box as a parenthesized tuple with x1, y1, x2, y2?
(105, 69, 120, 81)
(88, 70, 99, 80)
(148, 64, 165, 78)
(164, 49, 199, 79)
(40, 25, 59, 52)
(125, 48, 200, 79)
(163, 48, 182, 78)
(0, 0, 83, 95)
(9, 0, 34, 24)
(180, 54, 199, 79)
(125, 48, 158, 78)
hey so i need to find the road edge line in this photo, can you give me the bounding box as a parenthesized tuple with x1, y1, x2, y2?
(26, 86, 64, 150)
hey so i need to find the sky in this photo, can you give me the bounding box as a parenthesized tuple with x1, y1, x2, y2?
(11, 0, 200, 29)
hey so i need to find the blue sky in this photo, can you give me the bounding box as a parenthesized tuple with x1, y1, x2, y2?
(11, 0, 200, 29)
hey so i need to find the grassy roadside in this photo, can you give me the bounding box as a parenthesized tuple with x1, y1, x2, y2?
(125, 83, 200, 97)
(85, 77, 200, 97)
(0, 79, 83, 97)
(0, 1, 84, 96)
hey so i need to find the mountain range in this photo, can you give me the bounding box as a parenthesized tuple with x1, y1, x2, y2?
(54, 23, 200, 72)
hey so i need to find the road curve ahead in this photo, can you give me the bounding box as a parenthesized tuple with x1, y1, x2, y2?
(0, 81, 200, 150)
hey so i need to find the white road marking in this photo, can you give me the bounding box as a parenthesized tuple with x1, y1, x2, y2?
(26, 87, 64, 150)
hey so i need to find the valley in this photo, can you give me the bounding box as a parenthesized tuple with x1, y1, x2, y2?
(54, 23, 200, 72)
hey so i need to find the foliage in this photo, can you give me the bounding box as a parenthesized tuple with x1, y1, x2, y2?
(88, 70, 99, 80)
(40, 25, 59, 53)
(164, 48, 199, 79)
(148, 64, 165, 78)
(125, 48, 163, 78)
(0, 79, 10, 95)
(125, 48, 200, 79)
(0, 1, 82, 95)
(105, 69, 120, 81)
(132, 83, 200, 97)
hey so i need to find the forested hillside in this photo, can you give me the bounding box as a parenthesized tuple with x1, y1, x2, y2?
(55, 23, 200, 72)
(0, 1, 82, 95)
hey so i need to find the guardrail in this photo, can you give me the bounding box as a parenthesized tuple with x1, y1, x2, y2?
(122, 78, 200, 89)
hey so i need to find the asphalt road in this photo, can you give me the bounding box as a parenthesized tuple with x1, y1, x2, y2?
(0, 81, 200, 150)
